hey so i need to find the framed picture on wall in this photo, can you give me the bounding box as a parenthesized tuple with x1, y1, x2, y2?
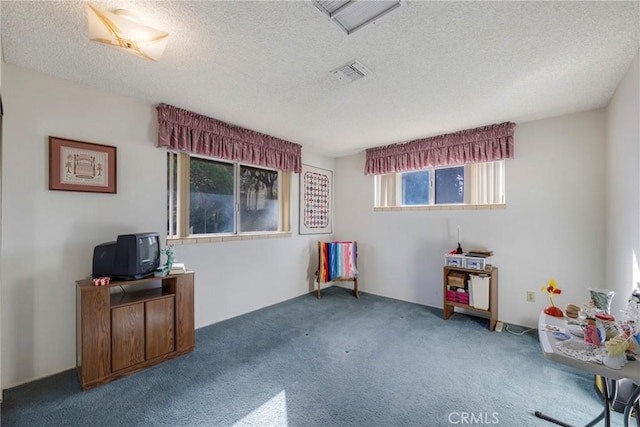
(49, 137, 117, 193)
(299, 164, 332, 234)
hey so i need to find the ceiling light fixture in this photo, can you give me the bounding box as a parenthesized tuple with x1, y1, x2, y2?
(86, 3, 169, 62)
(312, 0, 403, 35)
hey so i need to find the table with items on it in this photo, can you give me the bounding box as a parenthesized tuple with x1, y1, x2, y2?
(536, 296, 640, 427)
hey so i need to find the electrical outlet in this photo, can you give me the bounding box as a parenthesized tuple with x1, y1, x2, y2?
(495, 321, 504, 332)
(526, 291, 535, 302)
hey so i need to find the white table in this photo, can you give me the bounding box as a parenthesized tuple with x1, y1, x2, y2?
(537, 312, 640, 427)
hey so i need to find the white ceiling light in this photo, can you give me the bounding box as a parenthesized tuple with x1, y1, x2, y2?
(86, 3, 169, 61)
(312, 0, 403, 35)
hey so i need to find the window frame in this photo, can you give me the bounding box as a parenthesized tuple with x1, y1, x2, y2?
(375, 160, 506, 209)
(167, 151, 291, 242)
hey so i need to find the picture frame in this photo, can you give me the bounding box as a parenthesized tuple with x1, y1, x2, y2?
(49, 137, 117, 193)
(299, 164, 333, 234)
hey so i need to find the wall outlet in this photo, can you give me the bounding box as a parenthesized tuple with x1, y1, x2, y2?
(526, 291, 535, 302)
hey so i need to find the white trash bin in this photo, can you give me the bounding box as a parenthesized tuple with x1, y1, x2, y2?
(470, 274, 490, 310)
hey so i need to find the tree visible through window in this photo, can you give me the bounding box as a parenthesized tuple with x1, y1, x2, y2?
(435, 166, 464, 204)
(374, 160, 504, 207)
(239, 166, 278, 232)
(168, 152, 288, 238)
(189, 158, 234, 234)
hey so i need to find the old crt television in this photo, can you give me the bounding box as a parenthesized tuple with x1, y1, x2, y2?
(92, 232, 160, 280)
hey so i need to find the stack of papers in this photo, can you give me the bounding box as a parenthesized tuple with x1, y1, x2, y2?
(169, 262, 186, 274)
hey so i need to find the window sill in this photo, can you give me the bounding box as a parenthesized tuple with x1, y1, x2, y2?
(374, 204, 506, 212)
(167, 231, 292, 245)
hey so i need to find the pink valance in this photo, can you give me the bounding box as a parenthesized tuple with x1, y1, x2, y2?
(364, 122, 515, 175)
(156, 103, 302, 173)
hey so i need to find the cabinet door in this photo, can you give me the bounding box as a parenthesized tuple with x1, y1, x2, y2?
(145, 297, 175, 359)
(111, 304, 145, 372)
(79, 286, 111, 383)
(174, 274, 195, 351)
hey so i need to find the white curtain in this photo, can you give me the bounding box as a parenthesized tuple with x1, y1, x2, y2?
(375, 174, 397, 207)
(466, 161, 505, 204)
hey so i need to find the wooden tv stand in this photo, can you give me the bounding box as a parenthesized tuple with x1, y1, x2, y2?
(76, 272, 195, 390)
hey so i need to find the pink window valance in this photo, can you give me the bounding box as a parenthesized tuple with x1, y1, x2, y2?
(364, 122, 515, 175)
(156, 103, 302, 173)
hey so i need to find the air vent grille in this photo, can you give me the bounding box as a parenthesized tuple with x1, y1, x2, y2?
(331, 60, 370, 83)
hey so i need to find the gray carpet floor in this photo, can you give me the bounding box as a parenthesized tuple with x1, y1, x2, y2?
(0, 287, 625, 426)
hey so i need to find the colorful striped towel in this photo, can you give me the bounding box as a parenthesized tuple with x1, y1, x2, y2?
(318, 241, 358, 283)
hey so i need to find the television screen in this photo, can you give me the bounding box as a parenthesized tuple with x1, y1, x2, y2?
(138, 234, 160, 273)
(93, 232, 160, 280)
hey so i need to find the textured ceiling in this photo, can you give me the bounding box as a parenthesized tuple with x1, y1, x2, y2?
(2, 1, 639, 157)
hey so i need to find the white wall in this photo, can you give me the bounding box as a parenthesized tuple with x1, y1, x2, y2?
(181, 152, 334, 329)
(1, 64, 166, 388)
(0, 64, 333, 388)
(333, 109, 606, 328)
(2, 51, 634, 389)
(0, 1, 4, 400)
(606, 48, 640, 316)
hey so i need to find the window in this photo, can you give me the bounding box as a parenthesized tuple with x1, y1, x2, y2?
(238, 165, 279, 232)
(435, 166, 464, 204)
(375, 160, 505, 208)
(402, 170, 430, 205)
(189, 157, 234, 234)
(167, 152, 291, 238)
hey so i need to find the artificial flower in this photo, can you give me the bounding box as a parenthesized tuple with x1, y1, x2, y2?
(541, 279, 562, 306)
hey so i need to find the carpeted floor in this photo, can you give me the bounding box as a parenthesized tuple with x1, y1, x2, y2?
(0, 287, 623, 426)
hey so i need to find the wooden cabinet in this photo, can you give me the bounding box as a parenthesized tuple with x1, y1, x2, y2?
(111, 303, 145, 372)
(442, 266, 498, 331)
(76, 272, 194, 390)
(145, 297, 175, 360)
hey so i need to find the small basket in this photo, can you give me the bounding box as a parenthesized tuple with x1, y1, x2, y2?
(445, 254, 465, 267)
(464, 256, 486, 270)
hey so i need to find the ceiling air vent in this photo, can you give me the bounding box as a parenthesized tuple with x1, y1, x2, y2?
(331, 60, 370, 83)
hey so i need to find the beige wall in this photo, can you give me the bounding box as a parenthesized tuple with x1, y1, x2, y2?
(2, 48, 637, 389)
(1, 64, 166, 388)
(0, 63, 334, 388)
(333, 109, 607, 328)
(606, 48, 640, 315)
(335, 48, 640, 326)
(0, 0, 4, 400)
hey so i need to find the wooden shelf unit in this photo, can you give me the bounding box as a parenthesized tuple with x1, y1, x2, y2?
(76, 272, 195, 390)
(442, 266, 498, 331)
